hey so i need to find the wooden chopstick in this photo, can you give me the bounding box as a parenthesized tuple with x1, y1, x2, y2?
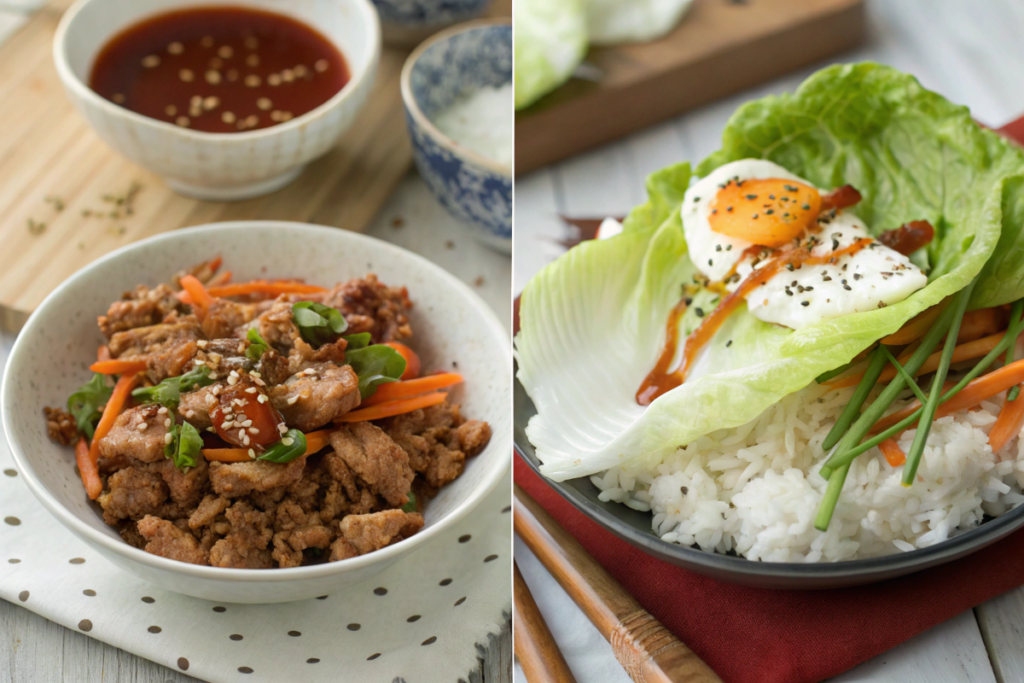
(514, 560, 578, 683)
(514, 484, 722, 683)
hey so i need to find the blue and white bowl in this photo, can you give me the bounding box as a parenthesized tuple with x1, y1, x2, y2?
(373, 0, 494, 46)
(401, 19, 512, 253)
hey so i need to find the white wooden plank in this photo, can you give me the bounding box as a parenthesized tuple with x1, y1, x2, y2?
(555, 144, 637, 218)
(976, 586, 1024, 683)
(511, 169, 567, 294)
(831, 610, 994, 683)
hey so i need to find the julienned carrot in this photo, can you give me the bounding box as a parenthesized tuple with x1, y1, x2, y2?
(303, 429, 334, 455)
(362, 373, 463, 406)
(201, 449, 253, 463)
(90, 358, 148, 375)
(97, 345, 111, 363)
(209, 256, 223, 273)
(337, 392, 447, 422)
(881, 305, 945, 345)
(208, 270, 232, 287)
(878, 438, 906, 467)
(75, 436, 103, 500)
(87, 372, 141, 466)
(829, 332, 1006, 389)
(989, 388, 1024, 453)
(207, 281, 327, 298)
(180, 274, 214, 315)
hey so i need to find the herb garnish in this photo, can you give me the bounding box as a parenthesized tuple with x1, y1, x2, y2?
(245, 327, 269, 360)
(257, 429, 307, 463)
(401, 491, 417, 513)
(292, 301, 347, 347)
(346, 344, 406, 399)
(165, 421, 203, 470)
(132, 366, 214, 409)
(67, 373, 112, 439)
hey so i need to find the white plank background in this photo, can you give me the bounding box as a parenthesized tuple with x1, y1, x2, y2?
(513, 0, 1024, 681)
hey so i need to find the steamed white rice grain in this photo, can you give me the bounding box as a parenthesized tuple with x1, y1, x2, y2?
(591, 384, 1024, 562)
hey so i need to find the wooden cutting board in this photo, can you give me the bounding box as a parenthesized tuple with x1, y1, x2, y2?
(515, 0, 866, 175)
(0, 0, 509, 332)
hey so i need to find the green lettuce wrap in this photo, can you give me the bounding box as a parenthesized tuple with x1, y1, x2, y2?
(515, 63, 1024, 481)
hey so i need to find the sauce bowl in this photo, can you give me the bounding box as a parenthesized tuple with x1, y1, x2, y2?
(53, 0, 381, 201)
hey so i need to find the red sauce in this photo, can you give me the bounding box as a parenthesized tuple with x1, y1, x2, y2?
(89, 7, 349, 133)
(878, 220, 935, 256)
(636, 238, 874, 405)
(820, 185, 862, 212)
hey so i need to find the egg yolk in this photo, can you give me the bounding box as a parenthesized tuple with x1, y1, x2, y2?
(708, 178, 822, 248)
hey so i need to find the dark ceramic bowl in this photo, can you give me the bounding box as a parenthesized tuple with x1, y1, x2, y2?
(515, 371, 1024, 589)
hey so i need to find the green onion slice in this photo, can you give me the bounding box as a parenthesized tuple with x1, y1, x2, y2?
(257, 429, 307, 463)
(67, 373, 112, 439)
(292, 301, 347, 348)
(132, 365, 214, 409)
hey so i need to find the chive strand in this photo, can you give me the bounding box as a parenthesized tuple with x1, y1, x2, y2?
(821, 346, 890, 451)
(881, 346, 928, 404)
(820, 304, 958, 473)
(827, 299, 1024, 469)
(816, 358, 860, 385)
(902, 283, 976, 485)
(1004, 299, 1024, 402)
(814, 462, 849, 531)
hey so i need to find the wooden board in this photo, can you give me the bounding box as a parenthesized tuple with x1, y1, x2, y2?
(514, 0, 866, 175)
(0, 0, 508, 331)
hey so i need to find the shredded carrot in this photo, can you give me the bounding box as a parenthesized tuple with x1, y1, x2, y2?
(97, 345, 111, 363)
(208, 270, 232, 287)
(337, 392, 448, 422)
(175, 290, 193, 305)
(881, 305, 945, 345)
(362, 373, 463, 407)
(209, 256, 223, 273)
(90, 358, 148, 375)
(872, 360, 1024, 434)
(878, 438, 906, 467)
(87, 373, 141, 466)
(201, 449, 253, 463)
(75, 436, 103, 500)
(180, 274, 215, 316)
(990, 388, 1024, 453)
(302, 429, 334, 455)
(957, 307, 1009, 344)
(829, 332, 1006, 390)
(207, 280, 326, 298)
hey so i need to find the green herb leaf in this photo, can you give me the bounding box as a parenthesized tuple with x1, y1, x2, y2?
(67, 373, 112, 439)
(292, 301, 348, 348)
(164, 421, 203, 471)
(246, 327, 269, 360)
(346, 344, 407, 399)
(257, 429, 307, 463)
(132, 365, 214, 409)
(343, 332, 372, 351)
(401, 491, 417, 513)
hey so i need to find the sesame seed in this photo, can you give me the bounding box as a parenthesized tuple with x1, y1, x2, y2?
(194, 359, 206, 365)
(244, 387, 257, 394)
(267, 73, 282, 86)
(179, 69, 194, 82)
(241, 420, 252, 427)
(206, 70, 222, 85)
(246, 54, 260, 67)
(315, 59, 329, 73)
(250, 428, 259, 434)
(185, 410, 195, 418)
(164, 418, 172, 428)
(248, 448, 256, 459)
(238, 429, 246, 440)
(112, 93, 126, 104)
(209, 57, 224, 70)
(281, 437, 294, 446)
(168, 42, 183, 54)
(142, 55, 160, 68)
(164, 433, 174, 445)
(227, 376, 238, 386)
(257, 97, 272, 111)
(245, 74, 261, 88)
(203, 96, 220, 111)
(278, 424, 288, 434)
(197, 340, 208, 348)
(209, 373, 218, 380)
(257, 394, 268, 404)
(137, 423, 148, 432)
(175, 116, 190, 127)
(245, 37, 259, 50)
(242, 435, 250, 446)
(801, 301, 810, 307)
(287, 395, 299, 405)
(201, 36, 214, 48)
(217, 45, 233, 59)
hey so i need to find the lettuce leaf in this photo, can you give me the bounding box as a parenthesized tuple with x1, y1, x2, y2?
(516, 63, 1024, 481)
(514, 0, 587, 110)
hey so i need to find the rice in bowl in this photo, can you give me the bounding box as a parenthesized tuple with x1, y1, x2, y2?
(591, 384, 1024, 563)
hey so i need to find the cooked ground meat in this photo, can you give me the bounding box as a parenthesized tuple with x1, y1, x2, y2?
(97, 405, 170, 464)
(47, 265, 489, 569)
(270, 364, 361, 431)
(44, 407, 78, 446)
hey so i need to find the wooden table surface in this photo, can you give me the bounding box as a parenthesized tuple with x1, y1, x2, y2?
(514, 0, 1024, 681)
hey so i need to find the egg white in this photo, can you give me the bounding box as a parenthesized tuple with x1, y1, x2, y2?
(681, 159, 928, 330)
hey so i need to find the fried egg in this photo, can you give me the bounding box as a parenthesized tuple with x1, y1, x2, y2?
(682, 159, 928, 330)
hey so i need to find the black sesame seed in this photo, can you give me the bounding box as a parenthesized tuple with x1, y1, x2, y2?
(786, 263, 795, 271)
(784, 184, 798, 192)
(769, 194, 776, 200)
(801, 301, 810, 307)
(753, 214, 759, 219)
(726, 244, 733, 251)
(785, 289, 793, 296)
(745, 194, 757, 200)
(853, 273, 862, 280)
(715, 245, 722, 251)
(765, 209, 774, 215)
(695, 308, 705, 318)
(725, 340, 733, 347)
(802, 204, 811, 210)
(832, 239, 840, 251)
(727, 206, 734, 212)
(708, 259, 714, 266)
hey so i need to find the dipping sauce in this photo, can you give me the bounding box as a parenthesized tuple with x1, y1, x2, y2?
(89, 6, 349, 133)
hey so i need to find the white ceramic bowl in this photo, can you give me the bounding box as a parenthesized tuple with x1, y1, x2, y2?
(1, 222, 510, 603)
(53, 0, 381, 201)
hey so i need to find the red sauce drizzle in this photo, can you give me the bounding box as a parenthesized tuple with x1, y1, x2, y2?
(820, 185, 862, 212)
(636, 238, 874, 405)
(878, 220, 935, 256)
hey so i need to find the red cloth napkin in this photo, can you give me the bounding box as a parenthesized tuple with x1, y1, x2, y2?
(515, 457, 1024, 682)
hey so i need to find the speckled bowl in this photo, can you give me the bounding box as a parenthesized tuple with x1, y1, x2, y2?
(53, 0, 381, 201)
(372, 0, 495, 47)
(401, 19, 512, 253)
(1, 222, 510, 603)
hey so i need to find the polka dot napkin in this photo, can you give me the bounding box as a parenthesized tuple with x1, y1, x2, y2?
(0, 434, 511, 682)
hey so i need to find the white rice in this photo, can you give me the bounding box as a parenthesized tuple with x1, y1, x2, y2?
(591, 384, 1024, 562)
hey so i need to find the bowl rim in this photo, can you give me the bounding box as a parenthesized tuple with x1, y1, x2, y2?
(513, 373, 1024, 584)
(2, 221, 511, 582)
(52, 0, 382, 141)
(400, 17, 512, 178)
